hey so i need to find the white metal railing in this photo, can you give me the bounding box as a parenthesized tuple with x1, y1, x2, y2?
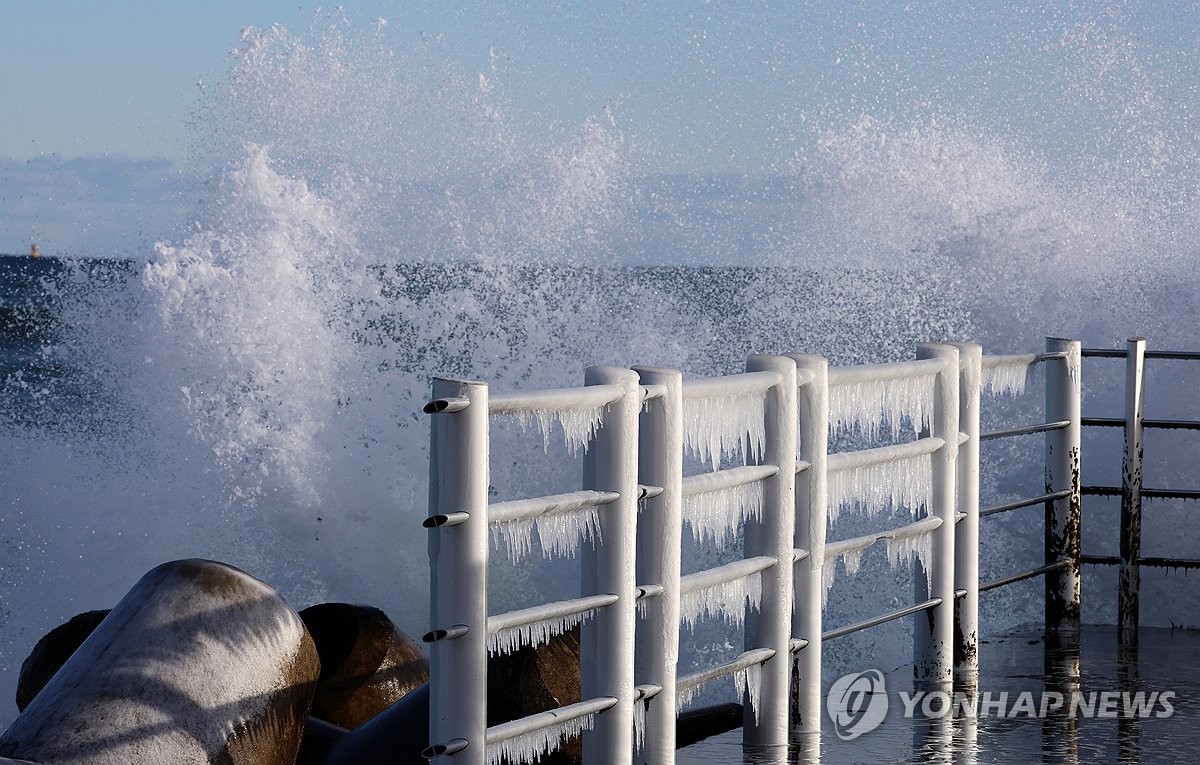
(422, 339, 1086, 764)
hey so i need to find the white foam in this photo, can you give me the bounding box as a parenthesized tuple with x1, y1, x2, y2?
(682, 480, 764, 549)
(488, 608, 594, 656)
(490, 506, 601, 563)
(827, 451, 933, 522)
(683, 392, 765, 471)
(485, 713, 594, 765)
(502, 405, 605, 454)
(828, 375, 934, 440)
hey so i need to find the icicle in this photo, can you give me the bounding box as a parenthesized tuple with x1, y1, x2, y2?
(821, 548, 866, 606)
(633, 696, 648, 752)
(735, 663, 763, 725)
(682, 481, 764, 549)
(887, 527, 934, 576)
(828, 375, 935, 440)
(488, 608, 595, 656)
(501, 404, 605, 454)
(826, 452, 934, 522)
(485, 713, 594, 765)
(981, 356, 1032, 397)
(683, 392, 765, 470)
(677, 681, 703, 711)
(679, 572, 763, 630)
(490, 506, 601, 563)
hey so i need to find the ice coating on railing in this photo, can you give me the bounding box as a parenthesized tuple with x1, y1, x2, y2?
(827, 451, 933, 522)
(828, 374, 934, 440)
(676, 663, 763, 723)
(490, 507, 601, 563)
(485, 713, 594, 765)
(488, 608, 595, 656)
(683, 392, 766, 470)
(501, 404, 605, 454)
(734, 662, 763, 725)
(683, 480, 764, 549)
(981, 355, 1033, 397)
(679, 571, 763, 630)
(887, 525, 934, 575)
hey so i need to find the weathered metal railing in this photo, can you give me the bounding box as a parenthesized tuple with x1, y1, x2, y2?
(421, 338, 1089, 764)
(1077, 339, 1200, 645)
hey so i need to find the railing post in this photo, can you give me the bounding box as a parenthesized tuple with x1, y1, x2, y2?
(426, 377, 490, 764)
(787, 353, 828, 745)
(914, 343, 959, 683)
(582, 366, 640, 763)
(1045, 337, 1082, 634)
(743, 355, 798, 751)
(951, 343, 981, 687)
(1119, 337, 1147, 645)
(632, 367, 683, 765)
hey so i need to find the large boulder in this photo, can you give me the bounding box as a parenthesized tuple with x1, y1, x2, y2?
(0, 559, 319, 765)
(15, 609, 110, 713)
(299, 602, 429, 729)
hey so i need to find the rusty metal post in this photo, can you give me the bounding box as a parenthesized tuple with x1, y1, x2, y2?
(951, 343, 981, 688)
(1119, 337, 1147, 645)
(1045, 338, 1082, 634)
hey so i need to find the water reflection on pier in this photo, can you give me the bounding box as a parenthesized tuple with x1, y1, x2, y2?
(678, 625, 1200, 764)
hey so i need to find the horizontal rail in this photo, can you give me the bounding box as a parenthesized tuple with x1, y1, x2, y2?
(981, 353, 1037, 370)
(676, 648, 776, 694)
(488, 491, 619, 525)
(822, 597, 942, 641)
(979, 420, 1070, 441)
(1083, 348, 1200, 361)
(827, 357, 945, 386)
(979, 490, 1072, 518)
(1083, 486, 1200, 500)
(680, 465, 778, 498)
(978, 560, 1069, 593)
(826, 437, 944, 473)
(489, 384, 624, 415)
(487, 594, 620, 637)
(679, 556, 777, 596)
(484, 695, 618, 748)
(789, 638, 811, 654)
(640, 384, 668, 402)
(793, 548, 810, 563)
(824, 517, 943, 562)
(681, 370, 781, 399)
(1082, 416, 1200, 431)
(1082, 555, 1200, 569)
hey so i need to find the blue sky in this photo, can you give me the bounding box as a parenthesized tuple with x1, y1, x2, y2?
(3, 2, 1199, 257)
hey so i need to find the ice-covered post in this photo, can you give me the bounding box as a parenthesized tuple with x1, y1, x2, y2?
(582, 366, 640, 763)
(914, 344, 959, 683)
(424, 377, 490, 763)
(742, 356, 797, 748)
(787, 353, 828, 740)
(1120, 337, 1147, 645)
(1045, 337, 1082, 634)
(951, 343, 981, 686)
(632, 366, 683, 765)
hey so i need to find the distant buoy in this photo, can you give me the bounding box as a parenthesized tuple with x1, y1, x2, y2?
(0, 559, 319, 765)
(28, 244, 38, 259)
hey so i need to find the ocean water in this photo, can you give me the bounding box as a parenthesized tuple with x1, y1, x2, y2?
(5, 6, 1200, 760)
